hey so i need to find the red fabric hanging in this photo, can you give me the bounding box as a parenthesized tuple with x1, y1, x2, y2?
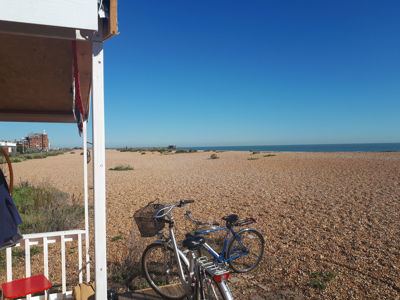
(72, 40, 85, 135)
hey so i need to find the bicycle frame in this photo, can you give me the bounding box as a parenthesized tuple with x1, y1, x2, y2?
(148, 201, 233, 300)
(194, 226, 249, 263)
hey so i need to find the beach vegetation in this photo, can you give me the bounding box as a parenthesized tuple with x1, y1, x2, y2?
(248, 157, 259, 160)
(264, 154, 276, 157)
(108, 231, 149, 290)
(12, 182, 84, 234)
(111, 235, 123, 242)
(109, 165, 134, 171)
(175, 149, 197, 154)
(8, 150, 65, 163)
(119, 147, 173, 154)
(308, 270, 337, 290)
(0, 247, 41, 270)
(210, 153, 219, 159)
(70, 151, 75, 154)
(252, 151, 260, 155)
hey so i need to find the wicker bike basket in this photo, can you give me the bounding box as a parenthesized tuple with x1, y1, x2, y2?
(134, 202, 166, 237)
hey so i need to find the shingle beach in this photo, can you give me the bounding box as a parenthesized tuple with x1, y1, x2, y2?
(7, 150, 400, 299)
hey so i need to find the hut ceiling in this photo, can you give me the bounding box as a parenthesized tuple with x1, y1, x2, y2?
(0, 33, 92, 123)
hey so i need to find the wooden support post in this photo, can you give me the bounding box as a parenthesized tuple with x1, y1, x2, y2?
(92, 38, 107, 300)
(83, 120, 91, 282)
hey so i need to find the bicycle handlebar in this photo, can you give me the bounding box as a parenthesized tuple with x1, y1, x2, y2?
(154, 200, 195, 218)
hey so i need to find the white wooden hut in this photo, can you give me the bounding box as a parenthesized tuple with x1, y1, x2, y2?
(0, 1, 118, 299)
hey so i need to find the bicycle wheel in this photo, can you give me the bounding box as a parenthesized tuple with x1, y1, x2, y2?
(0, 148, 13, 195)
(142, 243, 189, 299)
(227, 228, 264, 273)
(199, 272, 231, 300)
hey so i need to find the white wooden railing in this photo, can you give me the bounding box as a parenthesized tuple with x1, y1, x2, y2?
(5, 229, 88, 300)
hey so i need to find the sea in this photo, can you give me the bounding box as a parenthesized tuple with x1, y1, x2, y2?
(183, 143, 400, 152)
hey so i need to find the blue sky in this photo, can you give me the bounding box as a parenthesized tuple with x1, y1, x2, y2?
(2, 0, 400, 148)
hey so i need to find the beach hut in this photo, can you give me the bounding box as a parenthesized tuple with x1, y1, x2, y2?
(0, 1, 118, 299)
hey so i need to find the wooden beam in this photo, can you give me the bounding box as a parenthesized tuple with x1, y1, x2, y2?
(92, 38, 108, 300)
(110, 0, 119, 37)
(0, 21, 93, 41)
(0, 111, 74, 123)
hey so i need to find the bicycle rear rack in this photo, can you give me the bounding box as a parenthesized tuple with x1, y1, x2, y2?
(197, 256, 229, 276)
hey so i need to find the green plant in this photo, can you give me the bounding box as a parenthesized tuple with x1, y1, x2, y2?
(264, 154, 276, 157)
(0, 247, 41, 270)
(119, 147, 172, 153)
(175, 149, 197, 154)
(30, 247, 41, 256)
(70, 151, 75, 154)
(10, 157, 24, 163)
(308, 270, 337, 290)
(309, 279, 326, 290)
(13, 182, 84, 234)
(108, 231, 149, 290)
(210, 154, 219, 159)
(7, 151, 65, 163)
(248, 158, 259, 160)
(252, 151, 260, 155)
(111, 235, 123, 242)
(109, 165, 134, 171)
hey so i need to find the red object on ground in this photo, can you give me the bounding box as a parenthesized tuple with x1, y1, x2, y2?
(1, 274, 51, 299)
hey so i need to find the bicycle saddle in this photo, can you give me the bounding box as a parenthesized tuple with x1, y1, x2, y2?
(182, 234, 205, 250)
(222, 214, 238, 227)
(222, 214, 238, 223)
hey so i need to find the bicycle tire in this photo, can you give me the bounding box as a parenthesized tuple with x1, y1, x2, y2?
(199, 271, 232, 300)
(142, 243, 189, 299)
(0, 148, 13, 195)
(227, 228, 264, 273)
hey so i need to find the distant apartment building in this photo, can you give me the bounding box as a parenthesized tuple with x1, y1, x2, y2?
(19, 130, 50, 151)
(0, 141, 17, 153)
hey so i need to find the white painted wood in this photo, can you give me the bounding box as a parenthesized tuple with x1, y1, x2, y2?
(83, 121, 91, 282)
(61, 235, 66, 294)
(25, 238, 31, 277)
(6, 246, 12, 281)
(0, 0, 98, 31)
(25, 238, 31, 300)
(78, 233, 83, 283)
(43, 237, 49, 300)
(92, 38, 108, 300)
(23, 229, 86, 239)
(6, 230, 85, 298)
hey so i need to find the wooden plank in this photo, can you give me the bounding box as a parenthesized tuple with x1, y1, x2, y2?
(118, 285, 186, 300)
(0, 32, 92, 123)
(118, 289, 163, 300)
(0, 21, 93, 41)
(102, 0, 119, 41)
(110, 0, 119, 37)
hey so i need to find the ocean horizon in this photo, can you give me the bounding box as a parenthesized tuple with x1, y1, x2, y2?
(182, 143, 400, 152)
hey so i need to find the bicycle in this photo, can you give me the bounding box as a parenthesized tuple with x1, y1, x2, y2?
(136, 200, 233, 300)
(185, 211, 264, 273)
